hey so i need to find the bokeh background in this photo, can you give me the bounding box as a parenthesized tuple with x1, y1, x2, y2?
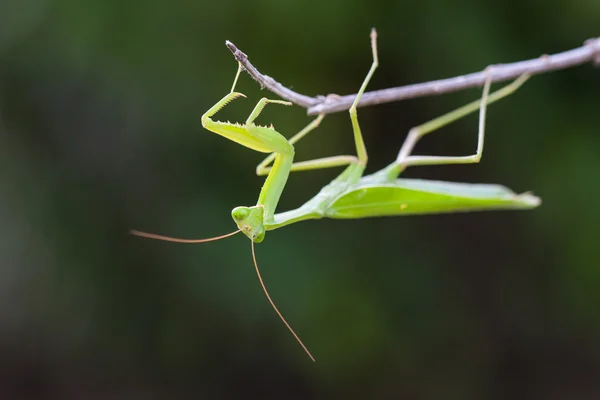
(1, 0, 599, 398)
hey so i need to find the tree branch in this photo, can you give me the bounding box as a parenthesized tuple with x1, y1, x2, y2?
(225, 37, 600, 116)
(225, 41, 319, 108)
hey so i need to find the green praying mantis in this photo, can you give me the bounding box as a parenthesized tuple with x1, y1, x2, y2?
(131, 29, 540, 361)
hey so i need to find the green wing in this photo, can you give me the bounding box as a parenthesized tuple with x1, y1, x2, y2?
(326, 178, 541, 219)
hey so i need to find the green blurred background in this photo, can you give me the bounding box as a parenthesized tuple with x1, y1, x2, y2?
(0, 0, 599, 398)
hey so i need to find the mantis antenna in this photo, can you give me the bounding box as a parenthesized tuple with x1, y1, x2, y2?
(250, 240, 316, 362)
(131, 228, 315, 360)
(129, 229, 240, 243)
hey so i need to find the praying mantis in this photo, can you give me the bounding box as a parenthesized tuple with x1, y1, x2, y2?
(131, 29, 540, 361)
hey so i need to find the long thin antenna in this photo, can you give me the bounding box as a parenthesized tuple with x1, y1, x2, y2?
(130, 229, 240, 243)
(251, 241, 315, 362)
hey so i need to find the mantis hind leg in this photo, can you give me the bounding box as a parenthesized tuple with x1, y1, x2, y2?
(256, 29, 379, 177)
(382, 72, 529, 180)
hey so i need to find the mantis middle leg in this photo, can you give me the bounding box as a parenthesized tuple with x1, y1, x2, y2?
(256, 29, 380, 177)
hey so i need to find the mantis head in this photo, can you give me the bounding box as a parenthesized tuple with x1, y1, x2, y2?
(231, 205, 265, 243)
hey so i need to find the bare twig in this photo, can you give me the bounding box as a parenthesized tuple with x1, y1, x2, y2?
(225, 41, 319, 108)
(225, 37, 600, 116)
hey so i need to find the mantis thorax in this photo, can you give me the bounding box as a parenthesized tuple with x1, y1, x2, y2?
(232, 205, 265, 243)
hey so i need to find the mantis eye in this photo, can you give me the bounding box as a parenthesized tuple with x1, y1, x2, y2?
(232, 206, 250, 221)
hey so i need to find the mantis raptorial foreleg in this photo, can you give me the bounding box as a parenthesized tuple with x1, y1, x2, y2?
(255, 113, 362, 176)
(246, 97, 293, 125)
(389, 72, 530, 176)
(254, 114, 356, 176)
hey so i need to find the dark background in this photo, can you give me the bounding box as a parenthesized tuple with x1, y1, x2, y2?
(1, 0, 599, 398)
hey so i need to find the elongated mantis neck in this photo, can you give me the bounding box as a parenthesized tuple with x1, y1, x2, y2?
(232, 139, 294, 241)
(257, 152, 294, 222)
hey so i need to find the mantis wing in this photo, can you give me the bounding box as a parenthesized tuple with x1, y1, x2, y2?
(326, 178, 541, 219)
